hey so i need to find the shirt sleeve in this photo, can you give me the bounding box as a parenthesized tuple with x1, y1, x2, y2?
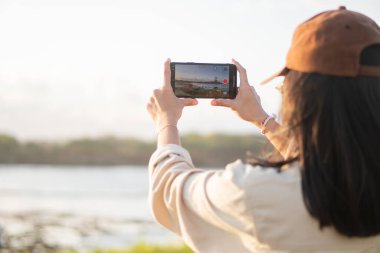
(148, 144, 257, 253)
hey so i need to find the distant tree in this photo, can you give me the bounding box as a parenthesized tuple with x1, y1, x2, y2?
(0, 134, 20, 163)
(0, 133, 270, 167)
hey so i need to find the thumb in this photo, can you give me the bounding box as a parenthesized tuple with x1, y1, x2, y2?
(162, 58, 172, 89)
(182, 98, 198, 107)
(211, 99, 234, 108)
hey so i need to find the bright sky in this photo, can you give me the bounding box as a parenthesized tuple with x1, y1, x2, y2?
(0, 0, 379, 140)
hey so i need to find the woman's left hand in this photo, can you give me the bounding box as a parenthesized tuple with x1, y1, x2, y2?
(211, 59, 268, 128)
(147, 59, 198, 129)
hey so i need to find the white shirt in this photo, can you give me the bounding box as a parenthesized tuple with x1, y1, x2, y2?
(148, 144, 380, 253)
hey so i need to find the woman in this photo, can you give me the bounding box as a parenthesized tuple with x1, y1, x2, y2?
(147, 7, 380, 253)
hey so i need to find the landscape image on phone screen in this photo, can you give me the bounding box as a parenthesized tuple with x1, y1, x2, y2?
(174, 64, 230, 98)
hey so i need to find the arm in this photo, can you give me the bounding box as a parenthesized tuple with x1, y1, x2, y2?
(148, 144, 257, 252)
(260, 119, 292, 159)
(147, 64, 253, 251)
(157, 125, 180, 147)
(211, 59, 292, 159)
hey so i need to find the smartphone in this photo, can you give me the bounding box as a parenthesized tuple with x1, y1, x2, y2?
(170, 62, 237, 99)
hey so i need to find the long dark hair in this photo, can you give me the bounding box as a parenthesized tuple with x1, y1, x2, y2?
(253, 44, 380, 237)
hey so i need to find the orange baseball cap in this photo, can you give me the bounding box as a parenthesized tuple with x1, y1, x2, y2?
(261, 6, 380, 84)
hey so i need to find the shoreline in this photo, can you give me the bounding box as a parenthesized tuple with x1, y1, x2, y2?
(0, 210, 181, 251)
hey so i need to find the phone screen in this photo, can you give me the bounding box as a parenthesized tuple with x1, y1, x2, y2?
(170, 62, 237, 99)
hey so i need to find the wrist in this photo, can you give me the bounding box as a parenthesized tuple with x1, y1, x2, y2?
(250, 111, 269, 128)
(157, 116, 178, 129)
(157, 124, 181, 147)
(261, 116, 280, 135)
(157, 124, 178, 134)
(260, 115, 275, 135)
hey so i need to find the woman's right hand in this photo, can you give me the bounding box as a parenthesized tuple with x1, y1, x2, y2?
(211, 59, 268, 128)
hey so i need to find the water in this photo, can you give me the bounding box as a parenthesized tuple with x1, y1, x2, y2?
(0, 165, 181, 249)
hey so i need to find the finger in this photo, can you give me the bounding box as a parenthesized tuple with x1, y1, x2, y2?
(153, 88, 161, 97)
(182, 98, 198, 107)
(162, 58, 172, 89)
(232, 59, 249, 86)
(211, 99, 234, 108)
(147, 95, 156, 106)
(146, 101, 155, 113)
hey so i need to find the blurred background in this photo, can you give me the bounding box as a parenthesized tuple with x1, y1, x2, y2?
(0, 0, 379, 252)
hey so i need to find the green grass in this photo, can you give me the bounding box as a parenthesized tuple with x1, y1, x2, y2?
(90, 242, 193, 253)
(49, 242, 192, 253)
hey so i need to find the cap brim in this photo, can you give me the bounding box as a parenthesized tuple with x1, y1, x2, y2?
(260, 67, 289, 85)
